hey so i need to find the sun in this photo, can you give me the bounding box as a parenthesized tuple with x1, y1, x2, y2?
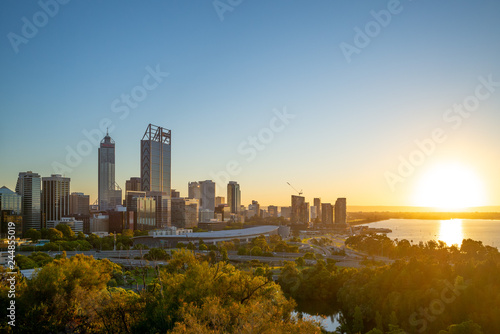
(413, 162, 487, 211)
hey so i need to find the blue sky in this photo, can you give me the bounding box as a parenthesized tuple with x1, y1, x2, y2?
(1, 0, 500, 207)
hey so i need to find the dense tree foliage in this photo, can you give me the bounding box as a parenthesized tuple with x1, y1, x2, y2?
(279, 235, 500, 333)
(0, 250, 321, 333)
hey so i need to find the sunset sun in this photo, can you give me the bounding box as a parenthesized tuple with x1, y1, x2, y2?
(413, 162, 487, 211)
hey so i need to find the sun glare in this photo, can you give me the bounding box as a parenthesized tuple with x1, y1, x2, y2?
(438, 219, 464, 246)
(413, 162, 486, 211)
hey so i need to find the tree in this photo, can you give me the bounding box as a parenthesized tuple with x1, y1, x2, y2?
(47, 228, 64, 242)
(250, 246, 263, 256)
(25, 228, 41, 242)
(220, 246, 228, 262)
(438, 320, 484, 334)
(353, 306, 364, 334)
(295, 256, 305, 267)
(144, 248, 169, 261)
(122, 229, 134, 237)
(55, 224, 75, 240)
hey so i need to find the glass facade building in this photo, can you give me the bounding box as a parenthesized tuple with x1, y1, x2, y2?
(16, 171, 42, 231)
(0, 186, 22, 214)
(98, 132, 122, 211)
(141, 124, 171, 227)
(227, 181, 241, 214)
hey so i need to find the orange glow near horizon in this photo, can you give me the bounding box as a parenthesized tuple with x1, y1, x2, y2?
(412, 162, 487, 211)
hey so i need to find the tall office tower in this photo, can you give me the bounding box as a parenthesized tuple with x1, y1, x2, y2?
(141, 124, 172, 227)
(227, 181, 241, 214)
(321, 203, 334, 224)
(98, 131, 122, 211)
(335, 198, 347, 225)
(0, 186, 22, 236)
(42, 174, 70, 225)
(215, 196, 225, 206)
(291, 195, 308, 224)
(314, 198, 322, 222)
(16, 171, 42, 232)
(171, 189, 180, 198)
(268, 205, 278, 218)
(188, 181, 201, 200)
(69, 192, 90, 216)
(199, 180, 215, 222)
(171, 198, 199, 228)
(125, 177, 142, 192)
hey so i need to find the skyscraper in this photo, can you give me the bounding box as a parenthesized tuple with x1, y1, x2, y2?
(98, 131, 122, 211)
(227, 181, 241, 214)
(188, 181, 201, 200)
(335, 198, 347, 225)
(141, 124, 172, 227)
(0, 186, 22, 236)
(314, 198, 322, 222)
(42, 174, 70, 224)
(291, 195, 308, 224)
(16, 171, 41, 232)
(321, 203, 334, 225)
(171, 198, 199, 229)
(199, 180, 215, 222)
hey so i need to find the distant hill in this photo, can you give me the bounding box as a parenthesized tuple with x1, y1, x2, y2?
(348, 206, 500, 213)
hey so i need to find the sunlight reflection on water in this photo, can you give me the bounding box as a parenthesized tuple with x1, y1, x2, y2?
(438, 219, 464, 246)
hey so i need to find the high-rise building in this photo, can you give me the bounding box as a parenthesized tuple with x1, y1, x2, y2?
(141, 124, 171, 193)
(248, 200, 260, 218)
(188, 182, 201, 200)
(314, 198, 322, 222)
(125, 177, 141, 192)
(215, 196, 225, 206)
(0, 186, 22, 237)
(268, 205, 278, 218)
(0, 186, 22, 214)
(227, 181, 241, 214)
(98, 131, 122, 211)
(16, 171, 41, 232)
(171, 189, 180, 198)
(199, 180, 215, 222)
(69, 192, 90, 216)
(42, 174, 70, 225)
(141, 124, 172, 228)
(291, 195, 308, 223)
(335, 198, 347, 225)
(321, 203, 334, 224)
(171, 198, 199, 229)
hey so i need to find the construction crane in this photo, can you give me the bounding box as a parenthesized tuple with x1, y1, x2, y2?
(287, 182, 303, 196)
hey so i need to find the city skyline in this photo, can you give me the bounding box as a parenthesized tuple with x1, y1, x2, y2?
(1, 1, 500, 208)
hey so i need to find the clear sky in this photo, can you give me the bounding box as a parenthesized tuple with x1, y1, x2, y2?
(1, 0, 499, 208)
